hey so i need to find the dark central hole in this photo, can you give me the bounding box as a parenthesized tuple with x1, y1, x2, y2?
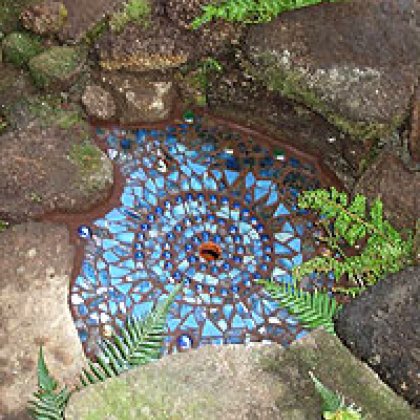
(199, 242, 222, 261)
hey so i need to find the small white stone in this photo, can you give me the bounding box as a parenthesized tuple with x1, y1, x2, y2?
(71, 294, 83, 304)
(225, 149, 234, 154)
(327, 137, 336, 143)
(27, 248, 37, 258)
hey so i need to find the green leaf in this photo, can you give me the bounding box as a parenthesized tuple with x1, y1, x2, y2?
(37, 346, 58, 393)
(258, 279, 340, 335)
(77, 283, 182, 388)
(309, 371, 344, 412)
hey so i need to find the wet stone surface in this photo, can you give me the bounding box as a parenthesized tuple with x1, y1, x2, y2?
(71, 114, 337, 359)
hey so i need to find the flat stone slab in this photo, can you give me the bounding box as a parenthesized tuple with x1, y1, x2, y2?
(0, 222, 86, 418)
(244, 0, 420, 139)
(65, 328, 419, 419)
(0, 124, 113, 223)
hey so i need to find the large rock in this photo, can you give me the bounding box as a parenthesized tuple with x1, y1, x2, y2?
(0, 124, 113, 223)
(244, 0, 420, 140)
(28, 46, 87, 92)
(0, 222, 87, 418)
(65, 328, 418, 419)
(20, 0, 68, 36)
(97, 18, 194, 72)
(334, 266, 420, 408)
(353, 151, 420, 231)
(99, 71, 176, 123)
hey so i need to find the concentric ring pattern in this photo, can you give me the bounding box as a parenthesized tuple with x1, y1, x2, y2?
(70, 115, 334, 358)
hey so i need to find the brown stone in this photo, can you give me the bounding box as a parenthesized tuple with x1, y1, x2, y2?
(58, 0, 122, 42)
(96, 18, 194, 72)
(409, 82, 420, 163)
(65, 328, 419, 419)
(100, 71, 176, 123)
(334, 266, 420, 408)
(82, 84, 116, 120)
(0, 125, 113, 224)
(353, 151, 420, 231)
(0, 222, 87, 417)
(244, 0, 420, 140)
(20, 0, 68, 36)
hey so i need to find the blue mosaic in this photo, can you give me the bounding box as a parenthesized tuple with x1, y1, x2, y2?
(70, 114, 333, 357)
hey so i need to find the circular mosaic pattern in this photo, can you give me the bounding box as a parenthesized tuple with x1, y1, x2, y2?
(71, 115, 334, 358)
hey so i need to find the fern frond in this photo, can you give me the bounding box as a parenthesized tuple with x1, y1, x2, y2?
(258, 279, 341, 335)
(309, 371, 344, 412)
(27, 346, 71, 419)
(77, 283, 182, 388)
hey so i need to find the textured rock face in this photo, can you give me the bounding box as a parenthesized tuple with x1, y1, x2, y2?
(0, 222, 87, 418)
(0, 63, 36, 110)
(97, 18, 194, 72)
(82, 84, 116, 120)
(334, 266, 420, 408)
(353, 151, 420, 231)
(20, 0, 68, 36)
(100, 71, 176, 123)
(65, 328, 418, 419)
(165, 0, 243, 56)
(0, 125, 113, 223)
(409, 82, 420, 163)
(244, 0, 420, 140)
(57, 0, 121, 42)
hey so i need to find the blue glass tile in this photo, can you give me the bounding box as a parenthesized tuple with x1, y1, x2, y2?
(202, 320, 221, 337)
(274, 203, 290, 217)
(99, 270, 110, 286)
(266, 190, 279, 206)
(283, 221, 294, 233)
(191, 177, 203, 191)
(224, 170, 240, 186)
(109, 265, 130, 278)
(82, 261, 96, 281)
(106, 208, 125, 221)
(132, 301, 154, 319)
(115, 232, 135, 244)
(274, 243, 292, 254)
(288, 238, 301, 252)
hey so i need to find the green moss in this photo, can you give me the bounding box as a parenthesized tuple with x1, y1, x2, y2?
(260, 332, 416, 420)
(26, 95, 84, 129)
(2, 31, 44, 67)
(82, 18, 108, 45)
(28, 46, 85, 89)
(0, 219, 9, 232)
(109, 0, 152, 33)
(68, 142, 102, 174)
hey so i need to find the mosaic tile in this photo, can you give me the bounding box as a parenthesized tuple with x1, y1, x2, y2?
(71, 116, 332, 357)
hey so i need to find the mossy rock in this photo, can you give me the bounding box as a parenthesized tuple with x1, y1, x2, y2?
(2, 31, 44, 67)
(2, 93, 86, 133)
(28, 46, 87, 91)
(0, 0, 39, 34)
